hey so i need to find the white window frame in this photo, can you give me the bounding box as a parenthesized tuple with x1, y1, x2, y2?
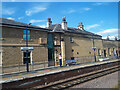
(108, 48, 111, 56)
(113, 48, 115, 55)
(70, 37, 73, 43)
(22, 51, 33, 64)
(98, 49, 101, 56)
(0, 51, 2, 67)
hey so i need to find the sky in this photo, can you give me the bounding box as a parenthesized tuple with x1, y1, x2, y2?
(1, 2, 119, 40)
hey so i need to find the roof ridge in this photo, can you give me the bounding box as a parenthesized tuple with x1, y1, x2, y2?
(0, 17, 28, 25)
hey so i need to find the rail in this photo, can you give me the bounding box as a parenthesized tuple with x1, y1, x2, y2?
(35, 65, 119, 90)
(2, 60, 119, 89)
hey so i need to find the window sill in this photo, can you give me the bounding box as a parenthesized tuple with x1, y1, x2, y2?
(0, 38, 5, 41)
(21, 39, 34, 42)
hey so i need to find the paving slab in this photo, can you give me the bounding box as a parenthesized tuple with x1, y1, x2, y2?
(0, 59, 119, 84)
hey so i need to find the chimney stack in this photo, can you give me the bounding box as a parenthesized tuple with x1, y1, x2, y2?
(115, 37, 117, 41)
(61, 17, 67, 30)
(78, 22, 84, 30)
(107, 36, 109, 40)
(47, 17, 52, 28)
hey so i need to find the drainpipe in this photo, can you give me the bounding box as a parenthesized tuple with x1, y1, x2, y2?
(61, 36, 65, 66)
(92, 34, 97, 62)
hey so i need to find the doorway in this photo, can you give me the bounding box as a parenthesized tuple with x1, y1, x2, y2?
(116, 50, 118, 57)
(23, 51, 31, 64)
(104, 50, 106, 57)
(48, 33, 54, 66)
(0, 52, 2, 66)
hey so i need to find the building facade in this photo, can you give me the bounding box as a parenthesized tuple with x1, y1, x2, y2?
(0, 17, 119, 68)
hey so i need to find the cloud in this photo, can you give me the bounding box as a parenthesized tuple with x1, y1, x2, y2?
(98, 29, 119, 40)
(68, 9, 76, 14)
(11, 0, 16, 2)
(97, 29, 118, 35)
(78, 7, 91, 13)
(2, 7, 15, 15)
(25, 6, 47, 16)
(64, 7, 90, 14)
(86, 24, 100, 30)
(102, 35, 118, 40)
(7, 17, 15, 20)
(83, 8, 91, 11)
(37, 24, 47, 28)
(93, 2, 109, 6)
(63, 9, 76, 14)
(30, 19, 46, 23)
(18, 17, 24, 20)
(93, 3, 103, 6)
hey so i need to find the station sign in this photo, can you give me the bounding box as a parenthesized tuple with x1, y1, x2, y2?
(21, 47, 34, 51)
(92, 47, 96, 49)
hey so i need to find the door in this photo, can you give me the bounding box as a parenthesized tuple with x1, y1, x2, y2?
(116, 50, 118, 56)
(23, 51, 31, 64)
(104, 50, 106, 57)
(0, 52, 2, 66)
(48, 33, 54, 66)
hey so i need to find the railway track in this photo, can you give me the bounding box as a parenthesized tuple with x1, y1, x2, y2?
(35, 65, 120, 90)
(2, 60, 119, 89)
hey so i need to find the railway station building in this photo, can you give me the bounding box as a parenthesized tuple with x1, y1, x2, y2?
(0, 17, 120, 68)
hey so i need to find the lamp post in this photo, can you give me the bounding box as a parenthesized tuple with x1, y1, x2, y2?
(26, 23, 31, 72)
(92, 34, 96, 62)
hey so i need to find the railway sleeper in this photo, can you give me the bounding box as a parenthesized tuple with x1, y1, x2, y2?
(29, 63, 120, 90)
(46, 67, 119, 90)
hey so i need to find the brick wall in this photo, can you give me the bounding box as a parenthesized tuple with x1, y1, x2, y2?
(2, 26, 48, 67)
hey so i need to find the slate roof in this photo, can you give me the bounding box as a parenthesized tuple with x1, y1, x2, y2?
(0, 17, 51, 31)
(0, 17, 102, 38)
(67, 27, 100, 36)
(49, 24, 102, 38)
(49, 24, 65, 32)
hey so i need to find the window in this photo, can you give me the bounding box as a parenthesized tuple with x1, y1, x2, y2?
(23, 30, 30, 40)
(113, 48, 115, 56)
(98, 49, 101, 56)
(108, 48, 111, 56)
(70, 37, 73, 43)
(72, 49, 74, 52)
(23, 52, 31, 64)
(0, 29, 2, 38)
(89, 52, 91, 54)
(0, 52, 2, 66)
(0, 33, 1, 38)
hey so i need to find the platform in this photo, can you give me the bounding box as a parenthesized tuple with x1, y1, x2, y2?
(0, 59, 119, 84)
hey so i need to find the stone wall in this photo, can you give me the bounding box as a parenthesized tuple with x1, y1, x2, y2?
(102, 39, 119, 58)
(2, 26, 48, 67)
(1, 26, 120, 67)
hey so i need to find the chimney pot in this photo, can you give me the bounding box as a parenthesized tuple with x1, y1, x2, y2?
(115, 37, 117, 40)
(78, 22, 84, 30)
(61, 17, 67, 30)
(48, 17, 51, 22)
(107, 36, 109, 40)
(47, 17, 52, 28)
(62, 17, 66, 21)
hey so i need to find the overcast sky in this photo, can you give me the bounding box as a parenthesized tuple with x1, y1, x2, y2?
(2, 2, 119, 40)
